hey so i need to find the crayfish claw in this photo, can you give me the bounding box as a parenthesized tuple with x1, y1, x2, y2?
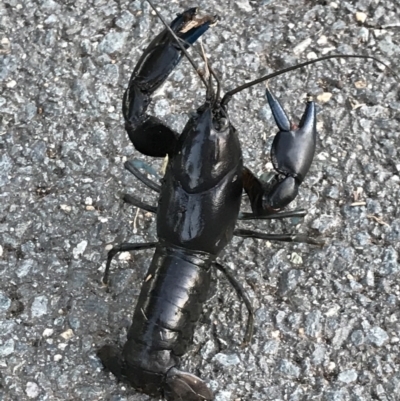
(260, 88, 317, 210)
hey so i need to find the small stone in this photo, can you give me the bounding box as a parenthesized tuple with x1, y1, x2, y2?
(317, 35, 328, 45)
(351, 330, 364, 346)
(54, 354, 62, 362)
(0, 37, 11, 54)
(367, 327, 388, 347)
(358, 27, 369, 42)
(26, 382, 40, 399)
(375, 384, 385, 396)
(279, 269, 301, 295)
(60, 204, 71, 212)
(355, 12, 367, 23)
(271, 330, 280, 339)
(154, 98, 170, 117)
(0, 291, 11, 311)
(380, 247, 399, 275)
(364, 270, 374, 287)
(338, 369, 358, 383)
(30, 140, 46, 160)
(73, 240, 88, 259)
(31, 296, 48, 318)
(6, 80, 17, 88)
(378, 36, 397, 57)
(325, 186, 340, 200)
(80, 39, 91, 55)
(317, 92, 333, 103)
(293, 38, 312, 55)
(305, 310, 322, 338)
(263, 340, 280, 355)
(215, 391, 232, 400)
(0, 339, 14, 357)
(118, 252, 132, 261)
(212, 353, 240, 366)
(355, 80, 367, 89)
(17, 260, 35, 278)
(42, 328, 54, 337)
(115, 10, 135, 30)
(60, 329, 74, 340)
(0, 245, 3, 257)
(44, 14, 58, 25)
(291, 253, 303, 265)
(277, 359, 300, 378)
(85, 197, 92, 206)
(311, 345, 325, 365)
(236, 0, 252, 12)
(98, 31, 128, 54)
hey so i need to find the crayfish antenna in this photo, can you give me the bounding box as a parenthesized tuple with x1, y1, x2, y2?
(221, 54, 399, 107)
(199, 39, 218, 103)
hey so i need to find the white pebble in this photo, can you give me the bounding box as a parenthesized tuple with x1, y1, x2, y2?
(6, 80, 17, 88)
(26, 382, 40, 399)
(118, 251, 132, 261)
(293, 38, 312, 55)
(73, 240, 88, 259)
(42, 328, 54, 337)
(355, 12, 367, 23)
(317, 92, 333, 103)
(338, 369, 358, 383)
(60, 329, 74, 340)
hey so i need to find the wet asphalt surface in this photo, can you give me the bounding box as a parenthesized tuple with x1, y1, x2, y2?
(0, 0, 400, 400)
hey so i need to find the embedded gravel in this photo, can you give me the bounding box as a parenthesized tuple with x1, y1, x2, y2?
(1, 1, 399, 401)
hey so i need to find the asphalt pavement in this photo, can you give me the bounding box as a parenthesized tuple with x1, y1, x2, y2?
(0, 0, 399, 400)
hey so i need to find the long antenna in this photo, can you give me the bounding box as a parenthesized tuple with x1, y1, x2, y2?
(221, 54, 398, 107)
(146, 0, 210, 90)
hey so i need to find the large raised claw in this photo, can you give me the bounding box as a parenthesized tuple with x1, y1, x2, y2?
(123, 8, 218, 157)
(263, 88, 317, 210)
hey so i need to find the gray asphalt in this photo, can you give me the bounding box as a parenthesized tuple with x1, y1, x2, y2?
(1, 0, 399, 400)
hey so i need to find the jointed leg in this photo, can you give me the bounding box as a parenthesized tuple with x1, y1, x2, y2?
(234, 229, 324, 246)
(124, 160, 161, 193)
(103, 242, 157, 285)
(214, 262, 254, 346)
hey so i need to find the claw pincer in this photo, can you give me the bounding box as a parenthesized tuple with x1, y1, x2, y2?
(123, 8, 218, 157)
(263, 88, 317, 210)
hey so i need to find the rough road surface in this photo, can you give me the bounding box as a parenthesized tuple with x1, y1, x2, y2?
(1, 0, 399, 400)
